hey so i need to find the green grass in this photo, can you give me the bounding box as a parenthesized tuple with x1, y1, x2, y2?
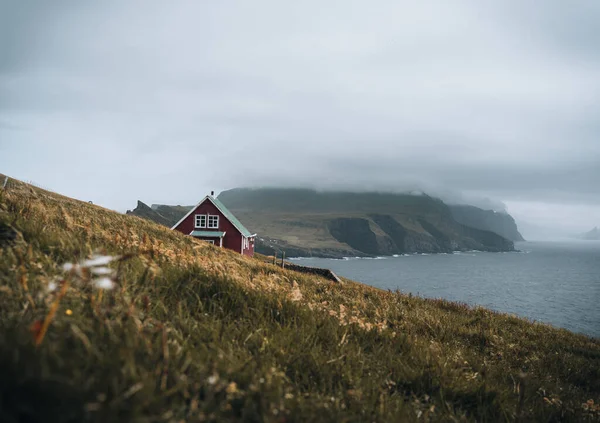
(0, 176, 599, 422)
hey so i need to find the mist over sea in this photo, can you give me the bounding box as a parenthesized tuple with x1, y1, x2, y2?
(291, 241, 600, 338)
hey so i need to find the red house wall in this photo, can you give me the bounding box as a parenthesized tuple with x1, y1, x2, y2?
(242, 237, 255, 257)
(173, 201, 244, 254)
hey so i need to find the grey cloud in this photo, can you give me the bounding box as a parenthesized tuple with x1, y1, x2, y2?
(491, 1, 600, 60)
(0, 0, 599, 231)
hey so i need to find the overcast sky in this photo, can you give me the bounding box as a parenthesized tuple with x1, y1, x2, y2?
(1, 1, 599, 236)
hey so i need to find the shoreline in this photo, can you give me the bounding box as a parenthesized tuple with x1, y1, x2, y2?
(287, 248, 525, 261)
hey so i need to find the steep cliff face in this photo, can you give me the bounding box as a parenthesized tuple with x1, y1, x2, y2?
(449, 205, 525, 242)
(326, 214, 514, 256)
(328, 218, 381, 255)
(368, 214, 447, 253)
(457, 224, 515, 252)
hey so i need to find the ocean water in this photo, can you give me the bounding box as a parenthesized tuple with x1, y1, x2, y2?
(290, 241, 600, 338)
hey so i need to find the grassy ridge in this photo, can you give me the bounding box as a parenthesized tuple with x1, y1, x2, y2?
(0, 176, 599, 422)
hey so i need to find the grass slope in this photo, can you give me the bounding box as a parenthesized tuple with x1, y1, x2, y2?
(0, 176, 599, 422)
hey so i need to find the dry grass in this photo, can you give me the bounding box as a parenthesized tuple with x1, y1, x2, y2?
(0, 175, 599, 422)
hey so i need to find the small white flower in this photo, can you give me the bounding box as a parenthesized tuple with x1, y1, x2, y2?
(90, 267, 113, 276)
(47, 281, 57, 292)
(93, 277, 115, 290)
(207, 375, 219, 385)
(62, 263, 76, 272)
(81, 255, 116, 267)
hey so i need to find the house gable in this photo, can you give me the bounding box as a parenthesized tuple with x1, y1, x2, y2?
(171, 196, 254, 237)
(171, 195, 255, 256)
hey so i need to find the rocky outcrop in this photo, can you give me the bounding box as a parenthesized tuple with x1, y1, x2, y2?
(126, 201, 174, 227)
(327, 218, 380, 255)
(368, 214, 409, 252)
(152, 205, 189, 226)
(449, 205, 525, 242)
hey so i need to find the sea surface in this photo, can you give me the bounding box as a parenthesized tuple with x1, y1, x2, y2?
(290, 241, 600, 338)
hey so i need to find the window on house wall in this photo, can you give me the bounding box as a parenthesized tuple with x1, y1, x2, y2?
(206, 240, 215, 245)
(195, 214, 207, 228)
(208, 215, 219, 229)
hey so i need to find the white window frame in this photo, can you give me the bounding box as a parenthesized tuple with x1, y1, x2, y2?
(206, 240, 215, 245)
(207, 214, 219, 229)
(195, 214, 207, 228)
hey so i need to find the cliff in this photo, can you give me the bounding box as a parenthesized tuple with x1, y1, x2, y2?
(449, 204, 525, 242)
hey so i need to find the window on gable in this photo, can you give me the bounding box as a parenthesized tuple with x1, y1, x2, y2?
(208, 215, 219, 229)
(195, 214, 207, 228)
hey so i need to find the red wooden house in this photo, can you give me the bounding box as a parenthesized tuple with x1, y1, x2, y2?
(171, 193, 256, 256)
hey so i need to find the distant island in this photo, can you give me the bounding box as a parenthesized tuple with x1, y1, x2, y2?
(127, 188, 524, 258)
(579, 227, 600, 240)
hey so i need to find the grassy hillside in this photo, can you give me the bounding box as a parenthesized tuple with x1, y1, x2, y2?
(1, 175, 599, 422)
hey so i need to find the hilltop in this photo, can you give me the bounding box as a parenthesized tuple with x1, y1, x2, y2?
(1, 175, 599, 421)
(131, 188, 518, 258)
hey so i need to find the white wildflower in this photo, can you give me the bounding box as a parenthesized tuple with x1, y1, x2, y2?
(60, 253, 118, 291)
(81, 255, 116, 267)
(90, 267, 113, 276)
(93, 277, 115, 290)
(47, 281, 57, 292)
(207, 374, 219, 385)
(62, 262, 76, 272)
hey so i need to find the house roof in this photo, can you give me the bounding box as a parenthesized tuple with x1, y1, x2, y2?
(210, 197, 254, 238)
(171, 195, 255, 238)
(190, 230, 226, 238)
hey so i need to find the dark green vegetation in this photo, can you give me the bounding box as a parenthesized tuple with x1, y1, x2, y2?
(2, 176, 599, 422)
